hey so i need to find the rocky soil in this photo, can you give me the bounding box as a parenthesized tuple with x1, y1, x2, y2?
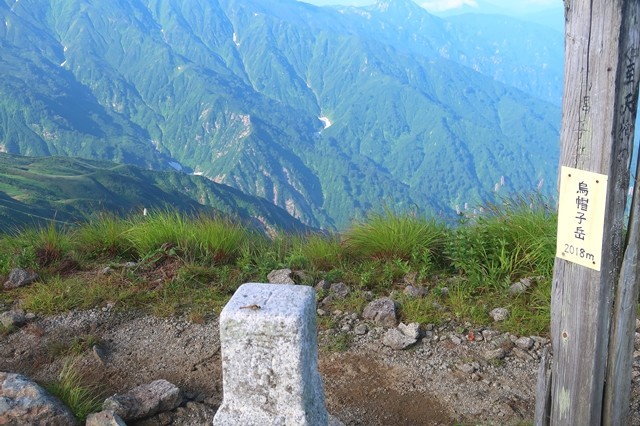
(2, 296, 640, 424)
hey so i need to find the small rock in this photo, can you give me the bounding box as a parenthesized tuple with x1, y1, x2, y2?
(315, 280, 331, 291)
(86, 410, 127, 426)
(100, 267, 113, 275)
(329, 282, 350, 299)
(142, 401, 214, 426)
(456, 363, 476, 374)
(123, 262, 137, 269)
(103, 379, 182, 421)
(483, 348, 507, 361)
(3, 268, 38, 290)
(267, 269, 295, 285)
(482, 330, 500, 342)
(403, 285, 426, 298)
(398, 322, 421, 340)
(439, 287, 449, 297)
(492, 334, 514, 350)
(531, 336, 550, 346)
(93, 345, 107, 365)
(509, 277, 533, 295)
(489, 308, 509, 322)
(634, 352, 640, 369)
(450, 335, 462, 345)
(0, 310, 26, 328)
(354, 324, 369, 335)
(468, 330, 483, 342)
(515, 337, 534, 350)
(317, 308, 326, 316)
(512, 347, 534, 361)
(362, 298, 398, 327)
(636, 318, 640, 331)
(382, 328, 418, 350)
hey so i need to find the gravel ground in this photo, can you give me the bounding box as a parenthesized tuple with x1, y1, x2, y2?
(1, 307, 639, 425)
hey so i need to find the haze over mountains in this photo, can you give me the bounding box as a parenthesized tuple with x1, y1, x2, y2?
(0, 0, 563, 229)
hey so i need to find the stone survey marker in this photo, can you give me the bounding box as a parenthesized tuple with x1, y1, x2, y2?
(213, 283, 328, 425)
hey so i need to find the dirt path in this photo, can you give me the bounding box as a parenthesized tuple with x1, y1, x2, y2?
(1, 308, 638, 425)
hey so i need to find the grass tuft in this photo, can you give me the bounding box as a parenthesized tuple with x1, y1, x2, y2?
(44, 358, 103, 422)
(73, 213, 134, 260)
(343, 209, 446, 264)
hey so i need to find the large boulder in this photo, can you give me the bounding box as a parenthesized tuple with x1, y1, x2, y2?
(0, 372, 78, 425)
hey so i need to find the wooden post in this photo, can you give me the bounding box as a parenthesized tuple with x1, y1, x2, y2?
(541, 1, 640, 425)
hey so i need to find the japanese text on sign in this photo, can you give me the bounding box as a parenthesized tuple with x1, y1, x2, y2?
(556, 166, 608, 271)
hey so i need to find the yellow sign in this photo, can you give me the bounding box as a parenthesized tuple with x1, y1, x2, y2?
(556, 166, 608, 271)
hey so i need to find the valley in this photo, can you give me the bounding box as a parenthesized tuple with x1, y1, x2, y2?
(0, 0, 563, 229)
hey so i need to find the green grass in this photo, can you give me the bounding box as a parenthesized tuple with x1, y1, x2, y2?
(343, 209, 446, 265)
(446, 194, 555, 287)
(44, 358, 104, 422)
(73, 213, 134, 261)
(0, 197, 558, 337)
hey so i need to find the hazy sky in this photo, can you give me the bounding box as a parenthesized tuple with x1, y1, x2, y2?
(421, 0, 556, 12)
(300, 0, 559, 14)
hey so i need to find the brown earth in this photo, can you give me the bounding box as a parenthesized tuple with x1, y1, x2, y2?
(1, 306, 544, 426)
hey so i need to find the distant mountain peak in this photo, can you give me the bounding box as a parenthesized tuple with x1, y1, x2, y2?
(373, 0, 425, 16)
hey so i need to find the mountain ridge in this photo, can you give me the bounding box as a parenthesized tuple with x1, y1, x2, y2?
(0, 0, 562, 228)
(0, 152, 312, 234)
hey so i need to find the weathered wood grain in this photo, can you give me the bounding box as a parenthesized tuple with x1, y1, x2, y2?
(534, 347, 551, 426)
(546, 0, 640, 424)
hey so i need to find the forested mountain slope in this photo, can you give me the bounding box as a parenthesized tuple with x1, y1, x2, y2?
(0, 0, 562, 228)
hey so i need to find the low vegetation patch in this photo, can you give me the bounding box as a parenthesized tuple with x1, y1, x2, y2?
(43, 358, 104, 422)
(0, 195, 557, 337)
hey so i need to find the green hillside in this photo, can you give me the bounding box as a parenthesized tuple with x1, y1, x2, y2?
(0, 153, 311, 234)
